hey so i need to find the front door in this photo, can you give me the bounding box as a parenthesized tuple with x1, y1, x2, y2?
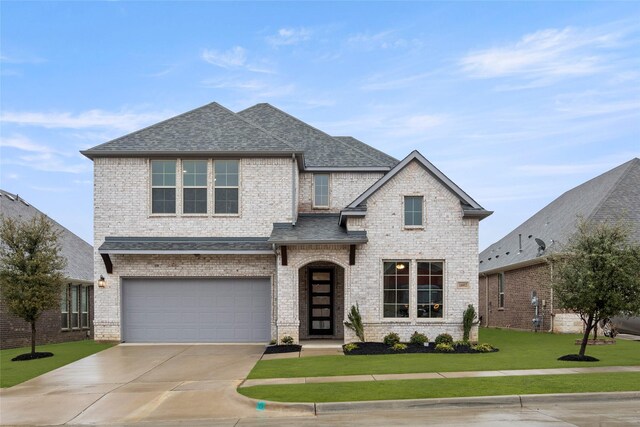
(308, 268, 333, 335)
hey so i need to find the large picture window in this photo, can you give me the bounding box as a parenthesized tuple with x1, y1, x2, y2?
(313, 174, 329, 208)
(61, 284, 91, 331)
(183, 160, 208, 214)
(404, 196, 423, 227)
(383, 261, 410, 318)
(417, 261, 443, 318)
(151, 160, 177, 214)
(214, 160, 239, 214)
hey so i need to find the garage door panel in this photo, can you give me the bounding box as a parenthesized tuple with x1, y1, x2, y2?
(122, 278, 271, 343)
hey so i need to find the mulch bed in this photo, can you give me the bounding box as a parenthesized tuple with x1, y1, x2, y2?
(264, 344, 302, 354)
(558, 354, 600, 362)
(343, 343, 498, 356)
(11, 352, 54, 361)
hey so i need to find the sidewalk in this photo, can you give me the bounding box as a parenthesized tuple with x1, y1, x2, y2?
(240, 365, 640, 388)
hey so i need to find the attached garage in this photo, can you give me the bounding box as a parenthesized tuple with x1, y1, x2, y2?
(121, 277, 271, 343)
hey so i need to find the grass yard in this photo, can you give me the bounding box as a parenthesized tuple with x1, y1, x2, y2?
(248, 328, 640, 379)
(239, 372, 640, 403)
(0, 340, 114, 388)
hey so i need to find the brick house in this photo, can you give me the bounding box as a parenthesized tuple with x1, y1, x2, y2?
(0, 190, 94, 349)
(82, 102, 491, 344)
(479, 158, 640, 333)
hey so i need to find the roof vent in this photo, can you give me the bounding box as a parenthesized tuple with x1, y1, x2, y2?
(495, 255, 499, 258)
(506, 251, 510, 255)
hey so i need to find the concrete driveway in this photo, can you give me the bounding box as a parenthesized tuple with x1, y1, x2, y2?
(0, 344, 300, 426)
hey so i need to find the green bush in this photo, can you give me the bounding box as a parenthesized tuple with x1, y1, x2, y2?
(462, 304, 477, 342)
(344, 304, 365, 342)
(473, 343, 495, 353)
(435, 333, 453, 346)
(281, 335, 294, 345)
(453, 340, 470, 348)
(392, 343, 408, 351)
(435, 343, 454, 352)
(343, 343, 359, 353)
(410, 331, 428, 345)
(268, 339, 277, 345)
(383, 332, 401, 346)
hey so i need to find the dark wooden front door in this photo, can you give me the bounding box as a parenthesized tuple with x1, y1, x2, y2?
(308, 268, 333, 335)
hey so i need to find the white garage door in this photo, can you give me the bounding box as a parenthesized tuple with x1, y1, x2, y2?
(122, 278, 271, 343)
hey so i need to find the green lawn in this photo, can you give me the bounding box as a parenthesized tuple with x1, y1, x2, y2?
(1, 340, 114, 388)
(248, 328, 640, 379)
(239, 372, 640, 403)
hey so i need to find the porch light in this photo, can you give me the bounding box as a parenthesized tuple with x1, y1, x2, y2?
(98, 275, 107, 288)
(397, 263, 406, 270)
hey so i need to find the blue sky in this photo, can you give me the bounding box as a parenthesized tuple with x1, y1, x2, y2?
(1, 2, 639, 249)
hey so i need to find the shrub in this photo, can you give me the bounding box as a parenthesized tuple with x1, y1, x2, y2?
(343, 343, 359, 353)
(435, 343, 454, 352)
(472, 343, 495, 353)
(453, 340, 470, 348)
(268, 339, 277, 345)
(383, 332, 401, 346)
(410, 331, 428, 345)
(281, 335, 294, 345)
(462, 304, 477, 342)
(344, 303, 365, 342)
(392, 343, 408, 351)
(435, 333, 453, 346)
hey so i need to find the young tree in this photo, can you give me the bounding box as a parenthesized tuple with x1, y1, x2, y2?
(552, 219, 640, 358)
(0, 214, 67, 357)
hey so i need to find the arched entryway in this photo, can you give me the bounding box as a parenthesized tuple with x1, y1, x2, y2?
(298, 261, 345, 340)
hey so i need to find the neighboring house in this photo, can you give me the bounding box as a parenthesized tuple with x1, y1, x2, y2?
(0, 190, 94, 349)
(479, 158, 640, 333)
(82, 102, 491, 344)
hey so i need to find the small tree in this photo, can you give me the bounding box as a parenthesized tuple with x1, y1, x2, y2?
(462, 304, 477, 342)
(552, 219, 640, 358)
(0, 214, 67, 357)
(344, 303, 365, 342)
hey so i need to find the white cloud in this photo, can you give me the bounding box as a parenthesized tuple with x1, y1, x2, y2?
(201, 46, 247, 68)
(15, 152, 89, 174)
(459, 26, 623, 81)
(267, 27, 312, 46)
(0, 109, 170, 132)
(0, 134, 59, 153)
(347, 30, 422, 51)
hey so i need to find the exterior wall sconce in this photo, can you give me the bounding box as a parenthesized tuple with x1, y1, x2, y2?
(98, 275, 107, 288)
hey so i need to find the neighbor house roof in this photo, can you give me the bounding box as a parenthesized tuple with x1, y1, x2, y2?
(237, 103, 397, 169)
(269, 214, 368, 245)
(81, 102, 301, 159)
(341, 150, 492, 224)
(98, 236, 273, 254)
(0, 190, 93, 282)
(479, 158, 640, 274)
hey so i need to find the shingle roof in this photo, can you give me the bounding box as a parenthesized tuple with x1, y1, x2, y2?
(237, 103, 395, 169)
(333, 136, 398, 167)
(0, 190, 93, 282)
(479, 158, 640, 274)
(98, 236, 272, 254)
(81, 102, 299, 158)
(269, 214, 368, 245)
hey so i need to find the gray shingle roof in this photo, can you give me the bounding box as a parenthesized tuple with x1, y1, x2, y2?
(237, 104, 395, 169)
(0, 190, 93, 282)
(269, 214, 368, 245)
(98, 236, 272, 253)
(479, 158, 640, 274)
(81, 102, 299, 158)
(333, 136, 398, 167)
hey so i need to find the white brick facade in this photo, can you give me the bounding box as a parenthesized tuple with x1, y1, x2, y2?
(298, 172, 383, 213)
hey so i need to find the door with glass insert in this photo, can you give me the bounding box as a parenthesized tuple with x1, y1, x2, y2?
(309, 269, 333, 335)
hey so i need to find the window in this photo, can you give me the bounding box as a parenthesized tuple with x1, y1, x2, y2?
(498, 273, 505, 308)
(404, 196, 423, 227)
(214, 160, 239, 214)
(81, 286, 89, 329)
(183, 160, 208, 214)
(383, 261, 410, 318)
(71, 285, 79, 329)
(313, 174, 329, 208)
(151, 160, 176, 214)
(61, 286, 69, 329)
(417, 262, 443, 318)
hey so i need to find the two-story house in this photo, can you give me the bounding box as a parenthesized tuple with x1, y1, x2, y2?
(82, 102, 491, 344)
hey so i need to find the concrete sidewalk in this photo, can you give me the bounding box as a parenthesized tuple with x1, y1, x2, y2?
(240, 365, 640, 387)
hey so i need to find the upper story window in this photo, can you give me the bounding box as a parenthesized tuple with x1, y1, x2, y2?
(417, 261, 443, 318)
(498, 273, 505, 309)
(404, 196, 423, 227)
(383, 261, 410, 318)
(214, 160, 239, 214)
(313, 174, 329, 208)
(151, 160, 177, 214)
(183, 160, 208, 214)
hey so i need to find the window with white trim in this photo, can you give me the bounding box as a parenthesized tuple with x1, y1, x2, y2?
(383, 261, 410, 318)
(61, 284, 91, 331)
(61, 286, 69, 329)
(70, 285, 79, 329)
(151, 160, 177, 214)
(404, 196, 423, 227)
(313, 174, 329, 208)
(498, 273, 505, 308)
(182, 160, 208, 214)
(417, 261, 443, 318)
(81, 286, 89, 329)
(214, 160, 239, 214)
